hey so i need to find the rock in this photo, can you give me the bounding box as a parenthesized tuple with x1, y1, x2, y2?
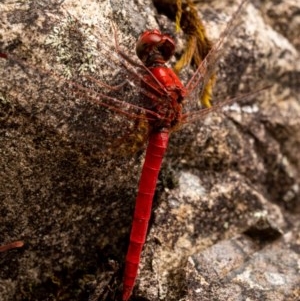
(0, 0, 299, 300)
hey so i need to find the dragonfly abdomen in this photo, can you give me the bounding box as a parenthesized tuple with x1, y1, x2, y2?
(123, 130, 169, 300)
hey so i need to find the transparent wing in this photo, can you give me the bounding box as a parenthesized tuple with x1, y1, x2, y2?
(183, 0, 249, 113)
(0, 12, 174, 160)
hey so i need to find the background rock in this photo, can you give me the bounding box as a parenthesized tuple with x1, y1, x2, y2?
(0, 0, 299, 300)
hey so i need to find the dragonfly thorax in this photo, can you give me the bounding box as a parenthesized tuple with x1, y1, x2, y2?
(143, 65, 186, 131)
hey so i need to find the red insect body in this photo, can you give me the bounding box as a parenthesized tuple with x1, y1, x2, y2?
(123, 131, 169, 300)
(123, 30, 185, 301)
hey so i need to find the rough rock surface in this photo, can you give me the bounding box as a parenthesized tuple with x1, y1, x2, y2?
(0, 0, 299, 300)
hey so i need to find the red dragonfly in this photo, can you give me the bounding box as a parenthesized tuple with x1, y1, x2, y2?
(0, 0, 259, 299)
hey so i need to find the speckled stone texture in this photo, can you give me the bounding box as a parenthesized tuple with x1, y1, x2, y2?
(0, 0, 299, 300)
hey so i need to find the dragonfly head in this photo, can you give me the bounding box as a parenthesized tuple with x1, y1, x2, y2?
(136, 30, 175, 66)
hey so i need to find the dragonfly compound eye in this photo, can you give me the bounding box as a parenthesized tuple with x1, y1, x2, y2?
(136, 30, 175, 64)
